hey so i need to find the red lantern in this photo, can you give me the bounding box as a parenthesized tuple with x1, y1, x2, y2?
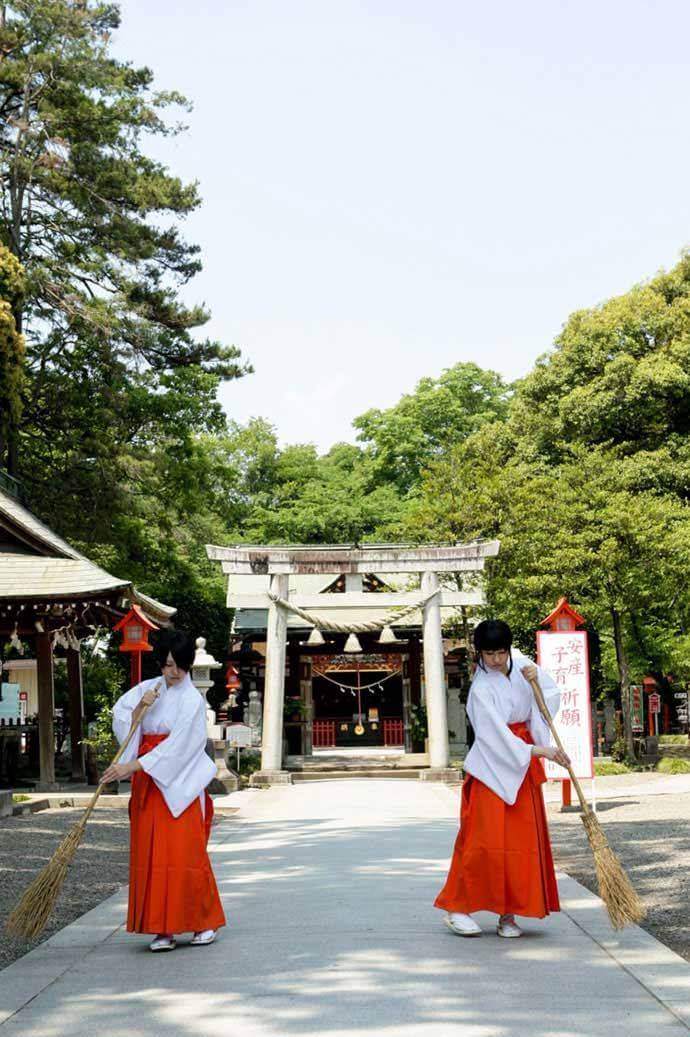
(114, 605, 159, 685)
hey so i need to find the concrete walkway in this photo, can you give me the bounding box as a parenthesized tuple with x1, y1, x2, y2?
(2, 780, 690, 1036)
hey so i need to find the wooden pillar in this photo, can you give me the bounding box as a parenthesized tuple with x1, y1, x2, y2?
(421, 571, 450, 771)
(258, 573, 291, 779)
(287, 640, 301, 698)
(67, 646, 86, 781)
(407, 633, 422, 752)
(408, 634, 422, 707)
(36, 631, 57, 790)
(301, 657, 313, 756)
(402, 658, 412, 752)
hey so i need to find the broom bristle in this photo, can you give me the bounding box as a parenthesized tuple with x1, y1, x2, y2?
(581, 812, 645, 929)
(5, 820, 86, 941)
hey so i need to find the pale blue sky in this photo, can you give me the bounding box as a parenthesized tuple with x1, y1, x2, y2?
(117, 1, 690, 450)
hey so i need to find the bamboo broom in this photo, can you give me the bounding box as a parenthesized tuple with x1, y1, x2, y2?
(528, 676, 645, 929)
(5, 681, 161, 941)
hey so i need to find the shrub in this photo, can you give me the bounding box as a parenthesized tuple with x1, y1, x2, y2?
(234, 749, 262, 787)
(408, 703, 428, 744)
(594, 761, 631, 776)
(658, 735, 688, 745)
(82, 703, 118, 772)
(610, 737, 627, 762)
(656, 757, 690, 774)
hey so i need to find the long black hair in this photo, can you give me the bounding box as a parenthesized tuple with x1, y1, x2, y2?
(473, 619, 513, 675)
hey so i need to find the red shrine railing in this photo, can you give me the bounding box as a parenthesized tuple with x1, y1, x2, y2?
(383, 719, 404, 746)
(311, 718, 405, 748)
(312, 720, 336, 748)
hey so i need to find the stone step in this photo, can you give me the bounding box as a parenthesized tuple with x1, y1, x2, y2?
(287, 753, 428, 772)
(12, 797, 50, 816)
(291, 769, 422, 782)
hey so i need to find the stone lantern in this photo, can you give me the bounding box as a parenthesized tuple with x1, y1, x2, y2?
(191, 637, 222, 734)
(191, 637, 238, 794)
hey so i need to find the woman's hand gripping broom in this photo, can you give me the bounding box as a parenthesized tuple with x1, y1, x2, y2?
(528, 676, 645, 929)
(5, 681, 162, 941)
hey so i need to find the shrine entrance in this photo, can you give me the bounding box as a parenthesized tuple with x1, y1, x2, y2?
(208, 542, 501, 782)
(311, 654, 404, 749)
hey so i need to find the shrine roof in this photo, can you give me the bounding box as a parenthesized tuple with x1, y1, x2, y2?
(0, 488, 85, 560)
(0, 556, 129, 599)
(0, 488, 176, 622)
(208, 540, 500, 575)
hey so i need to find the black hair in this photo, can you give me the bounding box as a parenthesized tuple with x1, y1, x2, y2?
(473, 619, 513, 675)
(154, 629, 196, 673)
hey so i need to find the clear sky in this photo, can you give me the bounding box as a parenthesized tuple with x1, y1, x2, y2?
(116, 0, 690, 451)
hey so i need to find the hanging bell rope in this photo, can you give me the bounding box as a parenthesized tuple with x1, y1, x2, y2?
(267, 587, 441, 634)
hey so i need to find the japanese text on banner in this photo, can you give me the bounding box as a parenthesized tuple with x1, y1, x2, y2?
(537, 631, 594, 780)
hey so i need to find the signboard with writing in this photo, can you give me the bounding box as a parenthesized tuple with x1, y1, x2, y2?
(537, 631, 594, 780)
(674, 690, 688, 726)
(312, 654, 402, 675)
(648, 692, 661, 715)
(631, 685, 644, 732)
(226, 723, 253, 747)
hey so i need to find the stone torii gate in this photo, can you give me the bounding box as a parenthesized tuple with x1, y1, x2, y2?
(206, 542, 500, 784)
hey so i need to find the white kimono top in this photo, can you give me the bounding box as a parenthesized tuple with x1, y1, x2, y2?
(462, 650, 561, 805)
(112, 673, 216, 818)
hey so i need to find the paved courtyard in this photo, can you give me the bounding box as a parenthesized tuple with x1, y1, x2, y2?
(1, 780, 690, 1036)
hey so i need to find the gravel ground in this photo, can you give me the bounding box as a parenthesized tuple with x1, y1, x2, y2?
(1, 786, 689, 972)
(0, 807, 130, 970)
(548, 791, 690, 962)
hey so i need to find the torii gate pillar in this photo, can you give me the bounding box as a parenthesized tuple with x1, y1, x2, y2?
(419, 571, 457, 781)
(254, 573, 292, 784)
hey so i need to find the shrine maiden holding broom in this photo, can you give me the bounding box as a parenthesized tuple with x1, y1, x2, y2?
(435, 619, 569, 938)
(101, 630, 226, 952)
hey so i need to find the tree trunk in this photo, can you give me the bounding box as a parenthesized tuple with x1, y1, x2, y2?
(611, 606, 635, 758)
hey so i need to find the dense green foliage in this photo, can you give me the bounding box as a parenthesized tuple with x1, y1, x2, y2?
(0, 244, 25, 463)
(656, 757, 690, 774)
(407, 257, 690, 752)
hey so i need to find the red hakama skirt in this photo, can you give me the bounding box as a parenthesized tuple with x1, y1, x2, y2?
(127, 733, 226, 934)
(434, 721, 560, 918)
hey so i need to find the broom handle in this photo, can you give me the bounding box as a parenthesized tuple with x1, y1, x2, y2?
(528, 676, 592, 816)
(79, 681, 162, 827)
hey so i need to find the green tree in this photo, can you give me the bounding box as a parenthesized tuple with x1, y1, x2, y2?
(0, 0, 248, 505)
(0, 243, 25, 466)
(511, 253, 690, 476)
(409, 437, 690, 756)
(354, 361, 511, 494)
(197, 421, 409, 545)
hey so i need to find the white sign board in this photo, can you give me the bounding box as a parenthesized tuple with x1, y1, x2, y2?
(226, 723, 253, 748)
(537, 631, 594, 780)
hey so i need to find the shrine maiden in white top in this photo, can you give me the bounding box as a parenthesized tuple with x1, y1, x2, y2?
(463, 649, 561, 805)
(113, 673, 216, 817)
(435, 619, 569, 938)
(104, 629, 225, 950)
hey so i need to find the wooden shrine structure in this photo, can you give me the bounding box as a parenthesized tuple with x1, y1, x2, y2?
(207, 541, 500, 783)
(0, 482, 174, 789)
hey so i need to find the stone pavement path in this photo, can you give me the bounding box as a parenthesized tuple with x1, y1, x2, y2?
(2, 779, 690, 1036)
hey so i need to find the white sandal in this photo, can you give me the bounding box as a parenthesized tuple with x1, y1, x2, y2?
(496, 914, 523, 938)
(445, 912, 482, 937)
(190, 929, 217, 946)
(149, 934, 176, 952)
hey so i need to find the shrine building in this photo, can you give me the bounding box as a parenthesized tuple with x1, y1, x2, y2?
(206, 541, 499, 782)
(0, 476, 174, 790)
